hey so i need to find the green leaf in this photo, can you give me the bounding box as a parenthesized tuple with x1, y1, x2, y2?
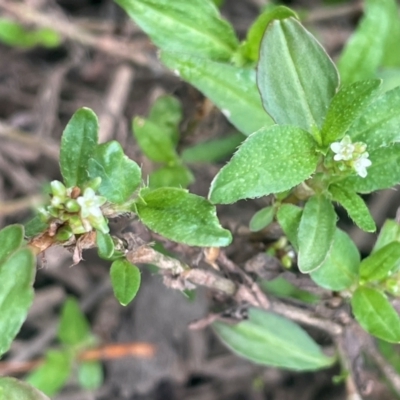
(0, 224, 24, 264)
(136, 187, 232, 247)
(57, 297, 91, 346)
(257, 17, 339, 133)
(337, 0, 392, 84)
(88, 141, 141, 204)
(321, 80, 381, 146)
(110, 259, 141, 306)
(298, 196, 336, 273)
(161, 52, 273, 136)
(341, 144, 400, 193)
(348, 86, 400, 149)
(379, 68, 400, 93)
(0, 18, 60, 49)
(96, 231, 115, 260)
(149, 165, 194, 189)
(360, 242, 400, 283)
(181, 132, 244, 163)
(351, 287, 400, 342)
(209, 125, 318, 204)
(60, 108, 99, 188)
(0, 377, 50, 400)
(373, 219, 400, 253)
(213, 308, 334, 370)
(260, 277, 319, 304)
(249, 206, 275, 232)
(239, 6, 298, 63)
(276, 204, 302, 251)
(0, 248, 35, 357)
(381, 0, 400, 68)
(148, 95, 182, 145)
(24, 216, 48, 238)
(78, 361, 103, 390)
(26, 350, 72, 396)
(115, 0, 239, 61)
(329, 185, 376, 232)
(310, 229, 360, 291)
(133, 117, 179, 163)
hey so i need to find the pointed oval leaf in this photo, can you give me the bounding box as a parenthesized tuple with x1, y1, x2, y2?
(0, 248, 35, 357)
(110, 259, 141, 306)
(276, 204, 302, 251)
(115, 0, 239, 61)
(298, 196, 336, 273)
(239, 6, 298, 62)
(88, 141, 141, 204)
(329, 185, 376, 232)
(161, 52, 273, 136)
(149, 165, 194, 189)
(0, 224, 24, 264)
(337, 0, 391, 84)
(257, 18, 339, 132)
(213, 308, 334, 370)
(136, 187, 231, 247)
(96, 231, 115, 260)
(348, 86, 400, 149)
(249, 206, 275, 232)
(209, 125, 318, 204)
(360, 242, 400, 283)
(0, 377, 50, 400)
(132, 117, 179, 163)
(352, 287, 400, 343)
(78, 361, 103, 390)
(342, 144, 400, 193)
(321, 80, 381, 146)
(60, 108, 99, 187)
(373, 219, 400, 253)
(57, 297, 91, 346)
(26, 350, 72, 396)
(311, 229, 360, 291)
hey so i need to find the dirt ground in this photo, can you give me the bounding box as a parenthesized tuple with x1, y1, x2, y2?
(1, 0, 400, 399)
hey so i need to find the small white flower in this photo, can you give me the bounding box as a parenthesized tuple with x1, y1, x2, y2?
(330, 135, 355, 161)
(76, 188, 106, 219)
(352, 153, 372, 178)
(330, 135, 372, 178)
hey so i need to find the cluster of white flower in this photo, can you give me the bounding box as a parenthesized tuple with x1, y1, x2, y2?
(39, 181, 109, 236)
(330, 135, 372, 178)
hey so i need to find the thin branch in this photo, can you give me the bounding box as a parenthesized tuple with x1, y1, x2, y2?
(0, 1, 153, 68)
(0, 195, 45, 217)
(0, 121, 59, 160)
(0, 342, 155, 376)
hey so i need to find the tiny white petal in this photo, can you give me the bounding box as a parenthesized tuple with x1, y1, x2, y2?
(221, 109, 231, 118)
(330, 142, 341, 153)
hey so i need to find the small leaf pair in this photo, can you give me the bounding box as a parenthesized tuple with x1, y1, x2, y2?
(61, 108, 141, 205)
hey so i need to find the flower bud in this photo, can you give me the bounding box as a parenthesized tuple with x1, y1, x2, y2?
(64, 199, 81, 213)
(50, 180, 66, 198)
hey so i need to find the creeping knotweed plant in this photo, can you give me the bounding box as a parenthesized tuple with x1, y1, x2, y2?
(3, 1, 400, 397)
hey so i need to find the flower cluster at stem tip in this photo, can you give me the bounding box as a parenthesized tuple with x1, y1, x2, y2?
(38, 180, 109, 236)
(330, 135, 371, 178)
